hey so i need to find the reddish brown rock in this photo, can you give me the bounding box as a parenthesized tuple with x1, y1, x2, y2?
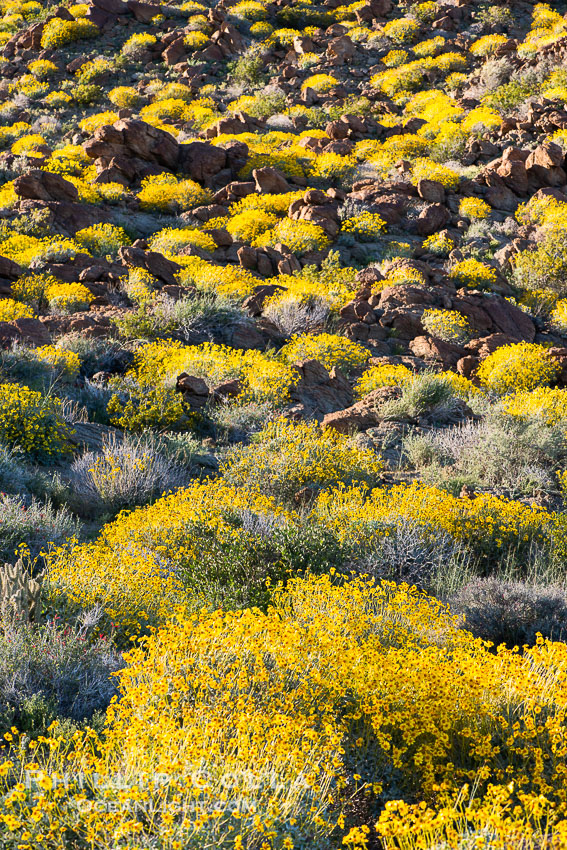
(322, 386, 402, 434)
(14, 170, 78, 203)
(416, 203, 450, 236)
(287, 360, 353, 420)
(410, 335, 467, 369)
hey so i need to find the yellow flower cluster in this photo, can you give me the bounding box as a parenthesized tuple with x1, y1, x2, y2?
(279, 332, 369, 373)
(0, 297, 33, 321)
(477, 343, 560, 395)
(222, 418, 383, 499)
(0, 382, 71, 458)
(6, 572, 567, 848)
(46, 282, 94, 314)
(421, 308, 471, 344)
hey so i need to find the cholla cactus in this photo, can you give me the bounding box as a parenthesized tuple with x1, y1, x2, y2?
(0, 559, 42, 625)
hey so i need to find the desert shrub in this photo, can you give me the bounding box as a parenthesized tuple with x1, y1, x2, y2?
(504, 387, 567, 425)
(40, 18, 98, 49)
(0, 618, 122, 735)
(355, 363, 413, 397)
(404, 412, 567, 496)
(477, 343, 560, 395)
(263, 292, 330, 335)
(0, 298, 33, 321)
(108, 85, 140, 108)
(54, 334, 127, 379)
(221, 419, 383, 502)
(137, 173, 211, 213)
(121, 32, 157, 59)
(301, 73, 338, 93)
(278, 333, 369, 374)
(255, 218, 330, 254)
(45, 480, 296, 635)
(226, 209, 278, 243)
(341, 212, 386, 241)
(381, 372, 462, 423)
(46, 282, 94, 314)
(0, 383, 71, 459)
(0, 494, 78, 562)
(74, 224, 130, 258)
(451, 578, 567, 647)
(12, 273, 61, 310)
(421, 309, 471, 343)
(107, 385, 188, 433)
(116, 290, 247, 345)
(411, 158, 460, 190)
(383, 16, 419, 43)
(449, 258, 498, 288)
(513, 230, 567, 295)
(27, 59, 58, 79)
(10, 573, 567, 849)
(459, 197, 491, 219)
(69, 434, 189, 516)
(148, 226, 216, 255)
(355, 516, 469, 590)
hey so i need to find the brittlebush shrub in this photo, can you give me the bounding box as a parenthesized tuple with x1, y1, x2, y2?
(46, 282, 94, 314)
(421, 308, 471, 343)
(0, 382, 71, 459)
(0, 298, 33, 321)
(137, 173, 211, 213)
(503, 387, 567, 425)
(477, 343, 560, 395)
(355, 364, 413, 397)
(46, 480, 293, 636)
(222, 419, 383, 501)
(7, 574, 567, 848)
(40, 18, 98, 49)
(278, 333, 369, 374)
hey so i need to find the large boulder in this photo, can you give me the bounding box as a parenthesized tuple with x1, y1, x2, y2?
(14, 171, 79, 203)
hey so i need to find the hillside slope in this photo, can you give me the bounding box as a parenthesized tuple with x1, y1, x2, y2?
(2, 0, 567, 847)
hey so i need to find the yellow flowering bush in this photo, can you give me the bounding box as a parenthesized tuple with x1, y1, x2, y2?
(137, 173, 211, 213)
(222, 419, 383, 499)
(148, 226, 216, 255)
(313, 479, 557, 561)
(6, 572, 567, 848)
(11, 273, 59, 308)
(46, 282, 95, 314)
(256, 218, 330, 254)
(121, 32, 157, 58)
(469, 33, 509, 55)
(421, 308, 471, 344)
(34, 346, 80, 381)
(74, 223, 130, 258)
(47, 479, 291, 635)
(0, 382, 71, 458)
(107, 86, 141, 108)
(341, 211, 386, 241)
(449, 258, 498, 288)
(477, 343, 560, 395)
(125, 340, 299, 406)
(459, 196, 491, 219)
(27, 59, 57, 79)
(226, 209, 278, 243)
(411, 158, 460, 190)
(0, 298, 33, 321)
(422, 232, 454, 255)
(301, 73, 338, 93)
(279, 333, 369, 373)
(382, 17, 419, 44)
(355, 363, 413, 397)
(40, 17, 98, 49)
(503, 387, 567, 425)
